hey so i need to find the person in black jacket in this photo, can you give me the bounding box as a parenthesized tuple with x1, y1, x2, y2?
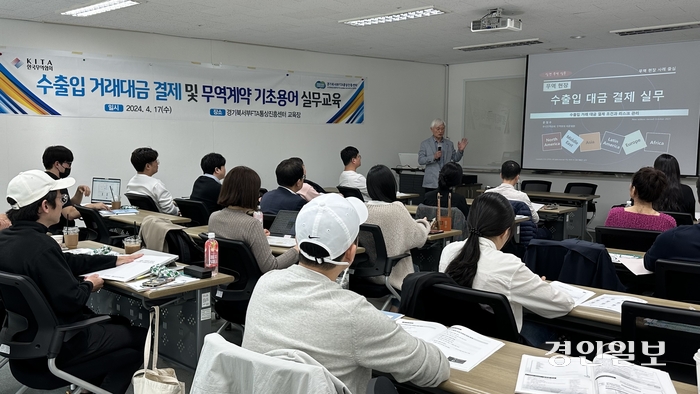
(190, 152, 226, 213)
(421, 162, 470, 219)
(0, 170, 146, 394)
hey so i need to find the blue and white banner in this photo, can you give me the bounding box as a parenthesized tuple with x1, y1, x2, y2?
(0, 47, 365, 124)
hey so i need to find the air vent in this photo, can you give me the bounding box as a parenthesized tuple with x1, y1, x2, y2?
(610, 21, 700, 36)
(454, 38, 542, 52)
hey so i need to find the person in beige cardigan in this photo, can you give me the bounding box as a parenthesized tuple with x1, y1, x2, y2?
(364, 165, 429, 290)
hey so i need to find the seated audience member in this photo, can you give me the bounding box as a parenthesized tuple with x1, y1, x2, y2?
(259, 158, 307, 215)
(338, 146, 370, 201)
(439, 193, 574, 346)
(422, 162, 470, 219)
(242, 194, 449, 394)
(485, 160, 539, 223)
(190, 152, 226, 213)
(126, 147, 179, 215)
(604, 167, 676, 231)
(364, 165, 430, 291)
(42, 145, 110, 234)
(644, 222, 700, 271)
(289, 157, 323, 201)
(653, 153, 696, 217)
(209, 166, 298, 273)
(0, 170, 146, 394)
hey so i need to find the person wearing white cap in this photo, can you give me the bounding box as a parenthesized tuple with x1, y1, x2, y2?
(0, 170, 147, 394)
(242, 193, 450, 394)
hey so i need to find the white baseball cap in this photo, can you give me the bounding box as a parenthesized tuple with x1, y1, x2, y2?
(295, 193, 368, 265)
(6, 170, 75, 210)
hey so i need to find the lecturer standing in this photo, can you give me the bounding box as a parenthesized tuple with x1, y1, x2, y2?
(418, 118, 468, 191)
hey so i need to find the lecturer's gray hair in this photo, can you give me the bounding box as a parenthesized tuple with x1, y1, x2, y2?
(430, 118, 445, 128)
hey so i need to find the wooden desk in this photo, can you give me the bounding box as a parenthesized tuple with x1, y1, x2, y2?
(106, 209, 191, 226)
(436, 338, 696, 394)
(182, 225, 365, 256)
(80, 240, 233, 369)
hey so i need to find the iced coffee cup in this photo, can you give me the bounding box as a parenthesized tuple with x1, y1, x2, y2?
(62, 227, 79, 249)
(123, 236, 142, 254)
(111, 200, 122, 210)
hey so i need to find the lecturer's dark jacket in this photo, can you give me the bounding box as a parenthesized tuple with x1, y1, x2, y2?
(260, 186, 307, 215)
(190, 175, 223, 214)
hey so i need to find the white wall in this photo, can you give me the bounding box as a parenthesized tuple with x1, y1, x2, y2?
(447, 58, 699, 229)
(0, 19, 446, 201)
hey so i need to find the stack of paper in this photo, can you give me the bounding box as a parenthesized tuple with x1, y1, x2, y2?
(396, 319, 504, 372)
(100, 208, 139, 216)
(549, 281, 595, 306)
(579, 294, 647, 314)
(83, 249, 178, 282)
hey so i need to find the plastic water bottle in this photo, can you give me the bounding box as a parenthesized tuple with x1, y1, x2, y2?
(253, 206, 263, 224)
(204, 232, 219, 276)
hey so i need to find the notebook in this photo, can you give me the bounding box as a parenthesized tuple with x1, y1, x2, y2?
(266, 210, 299, 248)
(91, 177, 121, 204)
(398, 153, 423, 169)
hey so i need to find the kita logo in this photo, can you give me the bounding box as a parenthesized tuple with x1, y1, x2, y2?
(315, 81, 326, 89)
(11, 58, 24, 68)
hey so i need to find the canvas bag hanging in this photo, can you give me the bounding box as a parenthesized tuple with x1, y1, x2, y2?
(132, 305, 186, 394)
(436, 192, 452, 231)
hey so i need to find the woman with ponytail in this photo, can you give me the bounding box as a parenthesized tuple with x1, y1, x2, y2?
(439, 193, 574, 345)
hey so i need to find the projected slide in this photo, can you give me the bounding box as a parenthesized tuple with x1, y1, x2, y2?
(523, 41, 700, 175)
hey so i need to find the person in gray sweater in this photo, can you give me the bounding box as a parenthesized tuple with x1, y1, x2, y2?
(209, 166, 298, 273)
(242, 194, 450, 394)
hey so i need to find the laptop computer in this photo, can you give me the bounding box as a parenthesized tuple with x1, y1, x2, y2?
(267, 210, 299, 247)
(398, 153, 423, 169)
(91, 178, 121, 205)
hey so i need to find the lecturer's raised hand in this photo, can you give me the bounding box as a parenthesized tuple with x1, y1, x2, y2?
(458, 138, 469, 152)
(116, 253, 144, 266)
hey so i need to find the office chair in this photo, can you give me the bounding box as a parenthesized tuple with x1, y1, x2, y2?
(399, 274, 520, 343)
(660, 211, 694, 226)
(173, 198, 211, 226)
(164, 229, 204, 265)
(414, 204, 467, 241)
(505, 200, 537, 258)
(521, 180, 552, 192)
(621, 301, 700, 384)
(336, 186, 364, 201)
(74, 205, 129, 247)
(594, 226, 661, 252)
(0, 271, 117, 394)
(655, 259, 700, 303)
(524, 239, 625, 291)
(350, 224, 408, 310)
(564, 182, 598, 225)
(201, 236, 262, 333)
(124, 192, 160, 212)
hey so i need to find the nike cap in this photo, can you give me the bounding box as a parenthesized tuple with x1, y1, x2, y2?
(295, 193, 368, 265)
(7, 170, 75, 210)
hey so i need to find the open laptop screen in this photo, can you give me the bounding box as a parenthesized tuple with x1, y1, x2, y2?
(91, 178, 121, 204)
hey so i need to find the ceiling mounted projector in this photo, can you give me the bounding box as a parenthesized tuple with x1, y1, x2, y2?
(471, 8, 522, 32)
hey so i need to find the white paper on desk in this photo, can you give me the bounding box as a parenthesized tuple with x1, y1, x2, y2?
(125, 275, 198, 292)
(549, 281, 595, 306)
(608, 252, 641, 264)
(99, 208, 138, 216)
(580, 294, 647, 314)
(532, 203, 545, 211)
(619, 257, 653, 276)
(83, 251, 178, 282)
(64, 248, 119, 256)
(396, 319, 504, 372)
(515, 354, 592, 394)
(396, 192, 413, 198)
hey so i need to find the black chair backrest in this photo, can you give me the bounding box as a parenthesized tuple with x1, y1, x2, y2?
(304, 179, 325, 194)
(74, 205, 112, 244)
(262, 214, 276, 230)
(655, 259, 700, 303)
(125, 192, 160, 212)
(173, 198, 211, 226)
(336, 186, 364, 201)
(564, 182, 597, 213)
(521, 180, 552, 192)
(215, 237, 263, 294)
(660, 211, 694, 226)
(0, 272, 58, 360)
(165, 229, 203, 265)
(621, 301, 700, 384)
(411, 283, 520, 342)
(355, 224, 391, 278)
(594, 226, 661, 252)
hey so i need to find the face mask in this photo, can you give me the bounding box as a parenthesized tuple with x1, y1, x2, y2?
(60, 167, 71, 178)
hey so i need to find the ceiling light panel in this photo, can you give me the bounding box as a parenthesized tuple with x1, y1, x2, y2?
(61, 0, 141, 17)
(340, 6, 445, 27)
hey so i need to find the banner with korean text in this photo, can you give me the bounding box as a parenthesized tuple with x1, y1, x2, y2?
(0, 47, 364, 124)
